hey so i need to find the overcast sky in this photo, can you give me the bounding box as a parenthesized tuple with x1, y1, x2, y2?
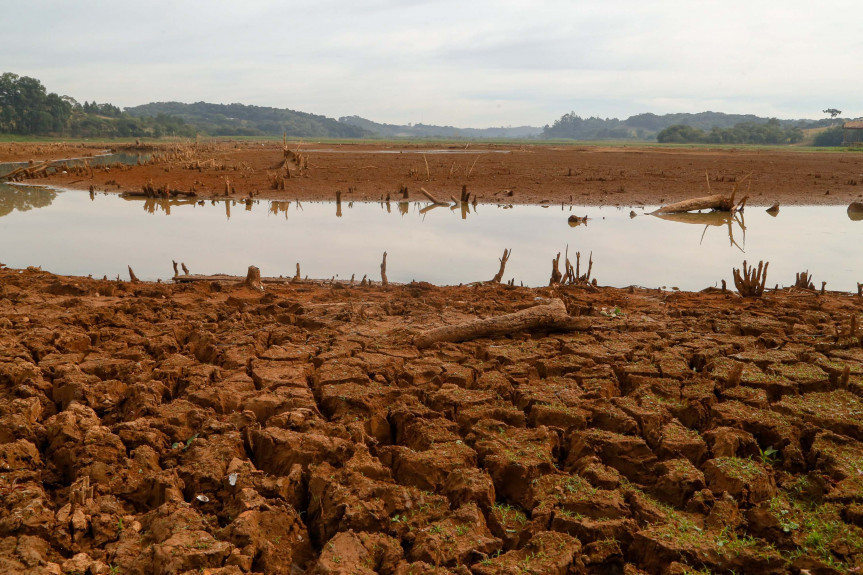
(3, 0, 860, 127)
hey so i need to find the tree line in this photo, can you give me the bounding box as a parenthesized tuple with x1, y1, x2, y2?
(656, 119, 804, 145)
(0, 73, 196, 138)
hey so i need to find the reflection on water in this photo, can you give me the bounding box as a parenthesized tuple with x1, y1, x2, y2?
(0, 186, 860, 291)
(0, 182, 57, 218)
(653, 211, 746, 251)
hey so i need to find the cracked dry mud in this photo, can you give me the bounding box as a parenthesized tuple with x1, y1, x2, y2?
(1, 266, 863, 574)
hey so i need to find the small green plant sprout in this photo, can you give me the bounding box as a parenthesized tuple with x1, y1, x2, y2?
(758, 446, 780, 466)
(600, 306, 624, 318)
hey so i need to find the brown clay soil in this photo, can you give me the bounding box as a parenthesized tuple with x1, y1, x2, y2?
(2, 263, 863, 574)
(3, 140, 863, 206)
(3, 140, 863, 573)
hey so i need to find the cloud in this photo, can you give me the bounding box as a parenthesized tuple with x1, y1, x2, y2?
(2, 0, 861, 126)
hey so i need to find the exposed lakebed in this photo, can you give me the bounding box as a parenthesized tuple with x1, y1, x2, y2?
(1, 183, 860, 290)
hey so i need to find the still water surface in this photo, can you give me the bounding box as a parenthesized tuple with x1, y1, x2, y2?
(0, 183, 860, 291)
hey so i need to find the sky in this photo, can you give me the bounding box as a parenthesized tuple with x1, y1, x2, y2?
(2, 0, 861, 127)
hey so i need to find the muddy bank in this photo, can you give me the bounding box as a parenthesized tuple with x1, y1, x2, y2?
(6, 140, 863, 207)
(2, 265, 863, 573)
(0, 143, 109, 164)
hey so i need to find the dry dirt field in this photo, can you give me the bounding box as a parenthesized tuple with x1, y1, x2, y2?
(5, 140, 863, 207)
(2, 141, 863, 574)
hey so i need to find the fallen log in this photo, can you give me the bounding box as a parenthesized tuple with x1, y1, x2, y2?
(651, 193, 737, 214)
(414, 299, 590, 348)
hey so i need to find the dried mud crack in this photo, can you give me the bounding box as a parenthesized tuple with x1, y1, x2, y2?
(2, 267, 863, 574)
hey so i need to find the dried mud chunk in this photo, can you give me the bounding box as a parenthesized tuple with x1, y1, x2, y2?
(243, 386, 318, 424)
(442, 468, 496, 510)
(455, 404, 526, 432)
(730, 348, 798, 368)
(152, 529, 233, 575)
(481, 340, 557, 366)
(314, 358, 370, 388)
(471, 531, 583, 575)
(78, 355, 145, 383)
(512, 377, 584, 411)
(0, 439, 41, 471)
(260, 343, 317, 362)
(529, 473, 630, 525)
(772, 362, 830, 392)
(409, 503, 501, 567)
(527, 403, 588, 431)
(395, 416, 461, 451)
(577, 398, 639, 435)
(651, 459, 705, 508)
(306, 463, 449, 547)
(535, 354, 592, 378)
(219, 503, 313, 574)
(810, 430, 863, 480)
(251, 358, 313, 389)
(319, 382, 392, 422)
(702, 426, 760, 459)
(186, 371, 255, 414)
(565, 429, 658, 485)
(0, 535, 60, 572)
(426, 384, 498, 418)
(311, 531, 403, 575)
(655, 420, 708, 465)
(378, 442, 477, 492)
(614, 395, 671, 449)
(631, 518, 786, 575)
(176, 432, 246, 496)
(0, 480, 56, 538)
(702, 456, 776, 504)
(774, 390, 863, 441)
(710, 401, 801, 465)
(251, 427, 354, 475)
(398, 358, 443, 385)
(471, 420, 559, 508)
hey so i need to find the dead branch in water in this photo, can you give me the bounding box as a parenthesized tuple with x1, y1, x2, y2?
(490, 248, 511, 283)
(380, 252, 388, 286)
(652, 172, 751, 215)
(419, 187, 448, 205)
(414, 299, 590, 348)
(128, 266, 139, 283)
(733, 260, 768, 297)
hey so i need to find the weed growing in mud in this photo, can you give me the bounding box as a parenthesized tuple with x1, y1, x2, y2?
(757, 446, 780, 466)
(493, 502, 527, 525)
(769, 493, 863, 572)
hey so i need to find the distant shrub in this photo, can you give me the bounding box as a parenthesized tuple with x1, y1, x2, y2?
(813, 126, 845, 147)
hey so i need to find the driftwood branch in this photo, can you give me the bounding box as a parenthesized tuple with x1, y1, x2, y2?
(381, 251, 388, 286)
(128, 266, 139, 283)
(733, 260, 768, 297)
(490, 248, 511, 283)
(419, 187, 448, 205)
(414, 299, 590, 349)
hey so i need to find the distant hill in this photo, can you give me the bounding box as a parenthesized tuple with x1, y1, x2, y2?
(542, 111, 842, 141)
(124, 102, 370, 138)
(338, 116, 543, 139)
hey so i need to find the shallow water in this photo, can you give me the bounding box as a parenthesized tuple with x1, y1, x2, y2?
(0, 184, 860, 291)
(0, 152, 151, 178)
